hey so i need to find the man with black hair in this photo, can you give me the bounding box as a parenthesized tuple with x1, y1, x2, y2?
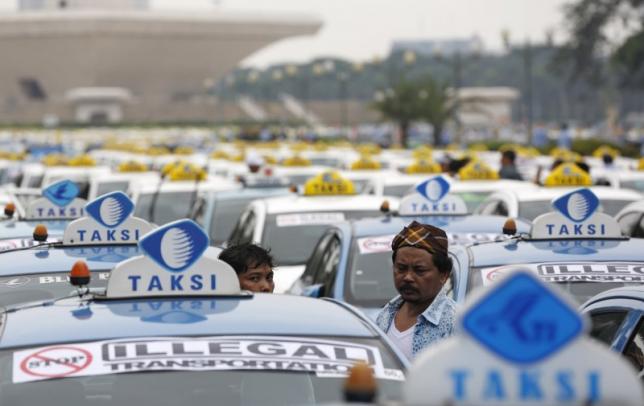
(498, 149, 523, 180)
(376, 221, 455, 359)
(218, 243, 275, 293)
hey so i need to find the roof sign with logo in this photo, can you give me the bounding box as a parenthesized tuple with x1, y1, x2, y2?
(105, 219, 241, 298)
(457, 161, 499, 181)
(404, 269, 644, 406)
(530, 188, 621, 240)
(303, 171, 356, 196)
(26, 180, 87, 220)
(544, 163, 592, 187)
(399, 176, 468, 216)
(62, 192, 154, 246)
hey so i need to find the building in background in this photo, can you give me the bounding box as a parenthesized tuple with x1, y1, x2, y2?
(0, 0, 321, 124)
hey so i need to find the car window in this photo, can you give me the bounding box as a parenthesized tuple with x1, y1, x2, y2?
(96, 181, 130, 197)
(623, 318, 644, 378)
(228, 209, 256, 245)
(209, 198, 253, 245)
(634, 216, 644, 239)
(318, 237, 341, 296)
(135, 191, 197, 224)
(494, 201, 509, 217)
(618, 212, 642, 237)
(589, 311, 628, 345)
(302, 233, 333, 285)
(27, 174, 44, 188)
(478, 199, 499, 215)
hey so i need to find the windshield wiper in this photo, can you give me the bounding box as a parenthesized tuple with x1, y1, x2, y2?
(0, 240, 62, 255)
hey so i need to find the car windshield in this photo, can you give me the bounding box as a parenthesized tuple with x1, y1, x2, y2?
(620, 180, 644, 193)
(262, 211, 377, 265)
(467, 265, 642, 304)
(135, 192, 198, 225)
(0, 336, 403, 406)
(96, 181, 130, 197)
(210, 198, 254, 245)
(519, 199, 633, 221)
(383, 184, 415, 197)
(454, 191, 490, 213)
(346, 244, 397, 308)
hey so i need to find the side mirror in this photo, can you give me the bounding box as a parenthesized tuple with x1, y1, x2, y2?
(302, 284, 324, 298)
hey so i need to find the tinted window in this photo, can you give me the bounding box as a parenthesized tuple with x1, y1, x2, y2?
(135, 192, 198, 224)
(383, 185, 414, 197)
(589, 311, 628, 345)
(346, 249, 396, 308)
(27, 174, 43, 188)
(209, 199, 252, 245)
(621, 180, 644, 193)
(623, 318, 644, 378)
(455, 192, 490, 213)
(618, 212, 642, 237)
(262, 211, 376, 266)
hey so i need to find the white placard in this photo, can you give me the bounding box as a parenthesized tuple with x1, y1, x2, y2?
(13, 336, 391, 383)
(276, 212, 345, 227)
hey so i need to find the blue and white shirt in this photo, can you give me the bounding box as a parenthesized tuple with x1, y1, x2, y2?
(376, 285, 456, 359)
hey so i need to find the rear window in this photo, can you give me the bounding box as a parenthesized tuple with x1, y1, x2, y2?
(135, 192, 198, 224)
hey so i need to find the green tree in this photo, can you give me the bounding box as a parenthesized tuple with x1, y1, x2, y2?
(372, 76, 453, 147)
(561, 0, 644, 86)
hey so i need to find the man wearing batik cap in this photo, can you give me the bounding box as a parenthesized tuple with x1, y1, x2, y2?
(376, 221, 455, 360)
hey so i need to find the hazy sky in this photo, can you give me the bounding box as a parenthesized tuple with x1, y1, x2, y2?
(1, 0, 571, 67)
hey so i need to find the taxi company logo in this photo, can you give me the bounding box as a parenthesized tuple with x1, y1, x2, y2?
(416, 176, 450, 202)
(553, 189, 599, 223)
(42, 180, 79, 207)
(85, 192, 134, 228)
(139, 219, 208, 273)
(142, 310, 207, 324)
(462, 272, 583, 364)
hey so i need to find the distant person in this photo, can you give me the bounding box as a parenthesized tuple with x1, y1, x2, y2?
(376, 221, 455, 360)
(602, 153, 616, 169)
(219, 243, 275, 293)
(532, 125, 548, 148)
(245, 153, 264, 174)
(498, 150, 523, 180)
(558, 123, 572, 150)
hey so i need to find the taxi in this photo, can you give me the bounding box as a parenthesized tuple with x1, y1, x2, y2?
(0, 220, 407, 405)
(288, 175, 530, 319)
(228, 171, 400, 293)
(452, 187, 644, 305)
(0, 191, 153, 307)
(475, 163, 641, 221)
(194, 171, 292, 246)
(581, 286, 644, 379)
(131, 162, 240, 225)
(0, 179, 90, 247)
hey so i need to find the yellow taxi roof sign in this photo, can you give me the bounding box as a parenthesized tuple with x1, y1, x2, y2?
(67, 154, 96, 167)
(350, 155, 381, 170)
(592, 145, 619, 159)
(303, 171, 356, 196)
(406, 159, 442, 174)
(117, 160, 148, 173)
(167, 162, 207, 182)
(458, 160, 499, 181)
(638, 158, 644, 171)
(412, 145, 432, 159)
(41, 153, 68, 166)
(210, 150, 230, 160)
(517, 146, 540, 158)
(174, 146, 194, 156)
(468, 143, 488, 152)
(147, 146, 170, 156)
(549, 147, 581, 162)
(262, 154, 278, 165)
(281, 155, 311, 167)
(544, 162, 592, 187)
(356, 143, 381, 155)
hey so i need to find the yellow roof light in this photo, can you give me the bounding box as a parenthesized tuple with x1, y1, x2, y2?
(458, 161, 499, 181)
(117, 160, 148, 173)
(281, 155, 311, 167)
(412, 145, 433, 159)
(210, 150, 231, 160)
(303, 171, 356, 196)
(41, 153, 68, 166)
(468, 143, 488, 152)
(356, 143, 381, 155)
(592, 145, 619, 159)
(544, 162, 592, 187)
(68, 154, 96, 167)
(174, 146, 194, 156)
(167, 162, 207, 182)
(350, 155, 381, 170)
(638, 158, 644, 171)
(406, 158, 442, 174)
(147, 146, 170, 156)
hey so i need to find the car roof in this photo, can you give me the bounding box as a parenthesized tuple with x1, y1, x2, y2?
(261, 194, 398, 214)
(0, 245, 141, 276)
(135, 179, 240, 194)
(466, 238, 644, 268)
(582, 285, 644, 307)
(0, 295, 376, 349)
(0, 220, 68, 240)
(449, 179, 539, 193)
(493, 186, 642, 202)
(349, 215, 530, 238)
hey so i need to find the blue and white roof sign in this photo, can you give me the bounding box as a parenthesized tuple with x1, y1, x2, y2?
(139, 219, 209, 273)
(403, 269, 644, 406)
(399, 176, 468, 216)
(62, 192, 154, 246)
(530, 188, 621, 240)
(106, 219, 241, 298)
(26, 179, 87, 220)
(462, 272, 583, 364)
